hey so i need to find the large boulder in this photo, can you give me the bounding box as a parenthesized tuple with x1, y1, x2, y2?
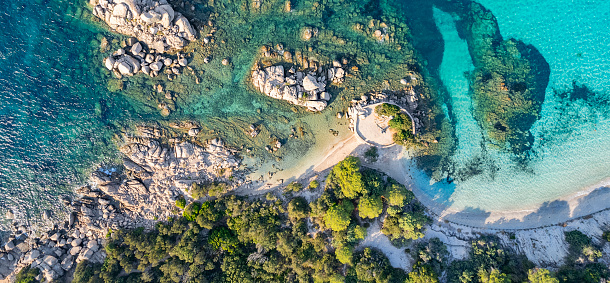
(302, 74, 325, 91)
(43, 255, 58, 267)
(175, 15, 196, 40)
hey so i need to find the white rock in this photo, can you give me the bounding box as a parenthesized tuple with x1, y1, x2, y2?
(188, 128, 200, 136)
(150, 61, 163, 71)
(69, 246, 81, 256)
(43, 255, 58, 267)
(302, 74, 324, 91)
(104, 57, 115, 70)
(320, 92, 331, 101)
(130, 42, 142, 54)
(174, 15, 196, 40)
(178, 58, 188, 67)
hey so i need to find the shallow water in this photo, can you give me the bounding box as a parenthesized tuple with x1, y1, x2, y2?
(408, 1, 610, 215)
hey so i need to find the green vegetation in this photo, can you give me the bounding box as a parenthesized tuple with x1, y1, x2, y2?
(287, 196, 309, 221)
(556, 231, 608, 282)
(358, 195, 383, 219)
(285, 181, 304, 193)
(364, 146, 379, 162)
(447, 236, 533, 283)
(375, 103, 418, 147)
(528, 268, 559, 283)
(66, 155, 607, 283)
(331, 156, 366, 199)
(309, 180, 320, 189)
(324, 201, 355, 232)
(15, 266, 39, 283)
(375, 103, 401, 117)
(190, 182, 229, 199)
(69, 156, 434, 282)
(174, 197, 186, 209)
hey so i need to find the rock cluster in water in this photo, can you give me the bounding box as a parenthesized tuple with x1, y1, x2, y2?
(0, 196, 108, 282)
(104, 39, 192, 78)
(92, 0, 197, 52)
(251, 63, 345, 112)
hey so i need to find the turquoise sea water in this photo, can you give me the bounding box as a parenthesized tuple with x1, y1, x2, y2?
(1, 0, 609, 230)
(0, 0, 143, 228)
(408, 1, 610, 217)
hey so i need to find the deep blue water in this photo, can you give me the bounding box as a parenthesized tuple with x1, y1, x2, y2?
(0, 0, 149, 228)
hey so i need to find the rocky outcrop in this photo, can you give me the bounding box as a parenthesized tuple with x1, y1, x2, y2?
(89, 126, 241, 220)
(0, 222, 105, 282)
(251, 64, 345, 112)
(104, 40, 191, 78)
(92, 0, 197, 52)
(0, 126, 243, 281)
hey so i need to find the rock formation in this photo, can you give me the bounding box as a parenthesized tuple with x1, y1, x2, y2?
(0, 126, 242, 281)
(104, 40, 191, 78)
(91, 0, 197, 52)
(251, 63, 345, 112)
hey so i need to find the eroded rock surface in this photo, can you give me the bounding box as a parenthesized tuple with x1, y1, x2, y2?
(92, 0, 197, 52)
(251, 64, 345, 112)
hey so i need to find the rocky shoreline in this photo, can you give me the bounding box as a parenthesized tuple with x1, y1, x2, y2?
(0, 125, 243, 281)
(92, 0, 196, 53)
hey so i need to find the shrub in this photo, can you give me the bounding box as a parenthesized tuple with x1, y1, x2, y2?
(309, 180, 320, 189)
(175, 197, 186, 209)
(183, 202, 201, 221)
(285, 182, 304, 192)
(375, 103, 401, 117)
(15, 266, 39, 283)
(208, 226, 239, 253)
(385, 183, 413, 207)
(528, 268, 559, 283)
(287, 197, 309, 221)
(364, 146, 378, 162)
(407, 264, 439, 283)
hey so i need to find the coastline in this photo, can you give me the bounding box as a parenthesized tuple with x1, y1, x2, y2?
(367, 145, 610, 230)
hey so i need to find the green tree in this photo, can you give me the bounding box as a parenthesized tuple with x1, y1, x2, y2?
(175, 197, 186, 209)
(335, 245, 354, 264)
(407, 265, 439, 283)
(353, 225, 367, 240)
(208, 226, 239, 253)
(183, 202, 201, 221)
(386, 183, 413, 207)
(478, 268, 511, 283)
(309, 180, 320, 189)
(528, 268, 558, 283)
(332, 156, 365, 199)
(324, 201, 354, 232)
(288, 197, 309, 221)
(15, 266, 40, 283)
(285, 182, 304, 192)
(375, 103, 401, 117)
(358, 196, 383, 219)
(398, 212, 428, 240)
